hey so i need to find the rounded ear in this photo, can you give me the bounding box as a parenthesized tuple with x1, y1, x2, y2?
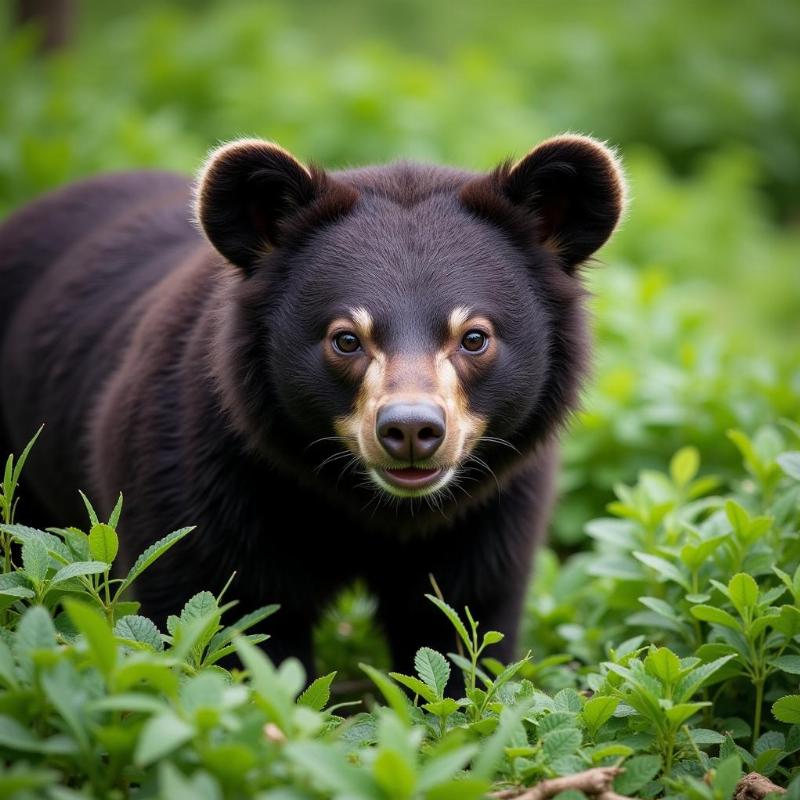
(194, 139, 322, 272)
(470, 134, 626, 270)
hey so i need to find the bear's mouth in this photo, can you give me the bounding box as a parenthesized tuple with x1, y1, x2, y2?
(381, 466, 444, 490)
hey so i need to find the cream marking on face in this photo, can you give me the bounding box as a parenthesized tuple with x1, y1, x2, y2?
(368, 467, 457, 499)
(350, 306, 374, 340)
(333, 320, 488, 498)
(448, 306, 473, 340)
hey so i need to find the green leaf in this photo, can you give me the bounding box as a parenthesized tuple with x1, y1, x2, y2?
(691, 604, 742, 631)
(482, 630, 504, 647)
(422, 698, 460, 717)
(235, 636, 293, 729)
(108, 494, 124, 528)
(0, 715, 76, 755)
(361, 663, 411, 724)
(644, 647, 682, 688)
(670, 446, 700, 487)
(297, 671, 337, 711)
(158, 763, 222, 800)
(14, 605, 57, 665)
(64, 600, 117, 678)
(88, 523, 118, 564)
(135, 711, 196, 766)
(542, 727, 583, 759)
(582, 695, 619, 736)
(426, 778, 491, 800)
(114, 615, 164, 651)
(770, 655, 800, 675)
(674, 655, 738, 702)
(712, 755, 743, 800)
(417, 744, 478, 791)
(633, 552, 690, 590)
(50, 561, 109, 586)
(471, 697, 535, 779)
(773, 695, 800, 724)
(425, 594, 471, 651)
(21, 537, 49, 586)
(415, 647, 450, 698)
(614, 755, 662, 794)
(285, 741, 375, 797)
(728, 573, 759, 617)
(390, 672, 439, 703)
(373, 748, 416, 799)
(78, 491, 100, 527)
(120, 527, 194, 591)
(665, 701, 708, 726)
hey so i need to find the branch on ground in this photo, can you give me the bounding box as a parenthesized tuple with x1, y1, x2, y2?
(734, 772, 786, 800)
(490, 766, 634, 800)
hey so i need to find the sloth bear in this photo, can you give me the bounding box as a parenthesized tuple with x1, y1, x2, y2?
(0, 135, 625, 675)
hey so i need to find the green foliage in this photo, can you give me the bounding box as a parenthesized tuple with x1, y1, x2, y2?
(2, 2, 799, 795)
(2, 421, 799, 797)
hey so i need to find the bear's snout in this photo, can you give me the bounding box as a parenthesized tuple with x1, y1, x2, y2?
(375, 400, 445, 462)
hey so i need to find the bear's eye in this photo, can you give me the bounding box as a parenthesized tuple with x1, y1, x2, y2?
(332, 331, 362, 354)
(461, 330, 489, 353)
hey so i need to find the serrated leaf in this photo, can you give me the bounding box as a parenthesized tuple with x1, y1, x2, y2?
(21, 537, 49, 586)
(108, 494, 124, 528)
(88, 523, 118, 564)
(422, 698, 461, 717)
(415, 647, 450, 698)
(390, 672, 438, 703)
(425, 594, 471, 651)
(542, 727, 582, 759)
(121, 527, 195, 591)
(674, 655, 738, 702)
(114, 615, 164, 651)
(297, 671, 337, 711)
(553, 688, 583, 713)
(50, 561, 109, 586)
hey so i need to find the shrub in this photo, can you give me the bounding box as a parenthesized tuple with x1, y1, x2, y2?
(0, 427, 799, 797)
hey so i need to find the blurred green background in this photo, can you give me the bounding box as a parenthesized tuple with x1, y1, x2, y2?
(2, 0, 799, 674)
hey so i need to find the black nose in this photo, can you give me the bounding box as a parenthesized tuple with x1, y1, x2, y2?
(376, 402, 446, 461)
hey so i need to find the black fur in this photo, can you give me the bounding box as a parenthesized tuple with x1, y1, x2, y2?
(0, 136, 624, 677)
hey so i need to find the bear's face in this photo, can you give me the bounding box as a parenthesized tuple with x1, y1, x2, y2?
(196, 136, 625, 507)
(267, 190, 553, 498)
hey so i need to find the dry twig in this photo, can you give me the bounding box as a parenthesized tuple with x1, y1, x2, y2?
(734, 772, 786, 800)
(490, 766, 635, 800)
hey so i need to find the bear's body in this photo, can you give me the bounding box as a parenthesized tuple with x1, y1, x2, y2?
(0, 137, 624, 674)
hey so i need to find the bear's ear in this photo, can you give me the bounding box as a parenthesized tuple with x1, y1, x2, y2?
(467, 135, 626, 270)
(195, 139, 327, 272)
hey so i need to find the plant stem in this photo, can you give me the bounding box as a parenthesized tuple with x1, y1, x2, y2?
(753, 676, 764, 748)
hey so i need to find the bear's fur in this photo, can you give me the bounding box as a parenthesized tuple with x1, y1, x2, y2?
(0, 135, 625, 675)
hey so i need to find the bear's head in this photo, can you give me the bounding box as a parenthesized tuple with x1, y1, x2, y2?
(195, 135, 625, 526)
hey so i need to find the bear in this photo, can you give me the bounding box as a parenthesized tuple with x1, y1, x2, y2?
(0, 134, 625, 677)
